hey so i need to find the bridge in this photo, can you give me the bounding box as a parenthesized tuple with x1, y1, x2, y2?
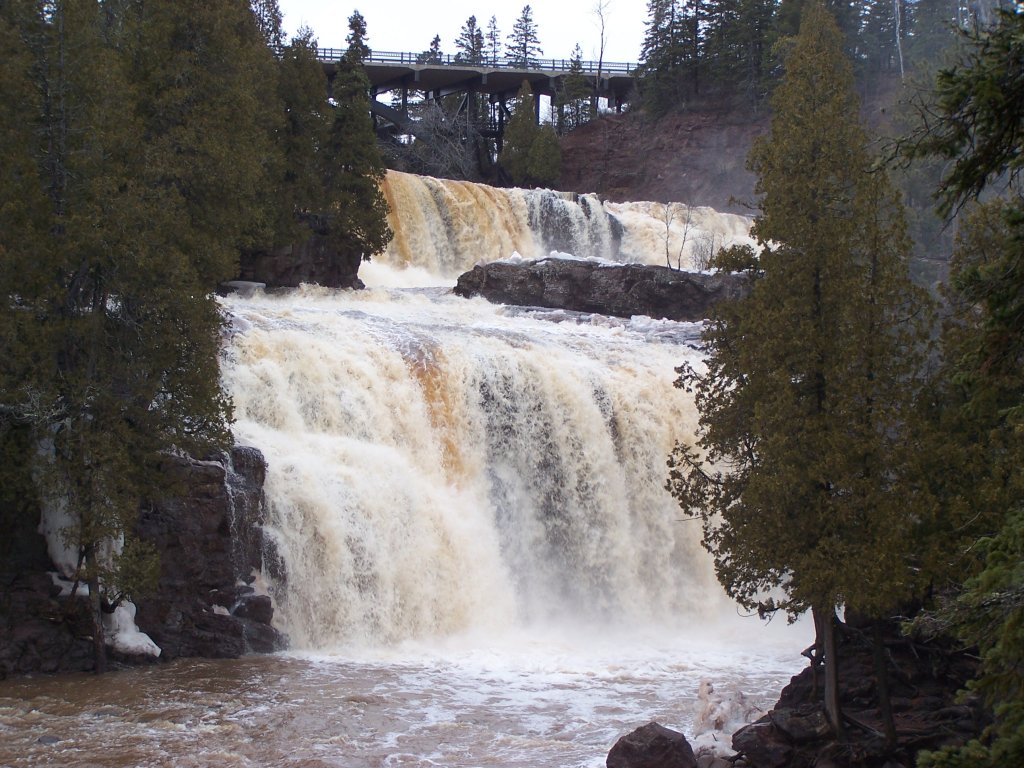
(319, 49, 639, 140)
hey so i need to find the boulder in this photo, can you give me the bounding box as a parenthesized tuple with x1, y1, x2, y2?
(454, 258, 749, 322)
(607, 722, 698, 768)
(731, 717, 794, 768)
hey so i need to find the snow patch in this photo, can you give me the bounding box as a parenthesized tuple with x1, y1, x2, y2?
(104, 601, 161, 658)
(37, 494, 79, 579)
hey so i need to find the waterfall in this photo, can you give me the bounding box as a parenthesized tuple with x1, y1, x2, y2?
(220, 174, 755, 651)
(380, 170, 756, 279)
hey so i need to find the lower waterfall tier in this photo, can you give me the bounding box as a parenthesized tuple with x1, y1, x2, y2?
(221, 285, 720, 649)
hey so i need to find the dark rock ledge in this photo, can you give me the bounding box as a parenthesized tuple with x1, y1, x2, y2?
(454, 257, 750, 322)
(0, 446, 285, 678)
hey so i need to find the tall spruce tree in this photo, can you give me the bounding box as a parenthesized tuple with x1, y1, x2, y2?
(667, 0, 933, 739)
(506, 5, 543, 67)
(486, 15, 501, 64)
(323, 12, 392, 268)
(273, 26, 334, 245)
(499, 80, 561, 187)
(556, 43, 592, 131)
(455, 15, 484, 64)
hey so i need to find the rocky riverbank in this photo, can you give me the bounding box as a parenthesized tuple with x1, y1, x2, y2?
(0, 446, 283, 678)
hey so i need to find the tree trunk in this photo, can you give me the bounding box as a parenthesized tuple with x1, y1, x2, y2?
(87, 574, 107, 674)
(814, 605, 845, 740)
(872, 621, 897, 749)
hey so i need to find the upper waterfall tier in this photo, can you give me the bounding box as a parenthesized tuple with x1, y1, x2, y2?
(378, 171, 756, 280)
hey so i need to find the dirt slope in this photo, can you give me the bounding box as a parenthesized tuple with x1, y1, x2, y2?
(558, 106, 769, 213)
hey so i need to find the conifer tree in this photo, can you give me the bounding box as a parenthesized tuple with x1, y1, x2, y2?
(499, 80, 561, 188)
(500, 80, 538, 184)
(455, 15, 484, 64)
(556, 44, 592, 131)
(0, 0, 276, 670)
(323, 12, 392, 268)
(418, 33, 443, 64)
(903, 10, 1024, 765)
(506, 5, 543, 67)
(274, 26, 334, 244)
(250, 0, 283, 47)
(345, 9, 370, 63)
(486, 15, 501, 64)
(667, 0, 933, 738)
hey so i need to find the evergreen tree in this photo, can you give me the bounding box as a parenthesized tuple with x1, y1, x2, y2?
(418, 33, 443, 64)
(455, 15, 484, 64)
(556, 43, 592, 131)
(486, 15, 501, 64)
(703, 0, 775, 96)
(639, 0, 693, 114)
(250, 0, 283, 47)
(499, 80, 560, 187)
(323, 13, 392, 267)
(667, 0, 934, 739)
(526, 124, 562, 185)
(0, 0, 277, 670)
(345, 9, 370, 63)
(903, 10, 1024, 766)
(273, 26, 334, 244)
(506, 5, 543, 67)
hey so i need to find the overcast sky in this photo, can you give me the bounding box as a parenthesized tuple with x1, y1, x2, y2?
(277, 0, 648, 64)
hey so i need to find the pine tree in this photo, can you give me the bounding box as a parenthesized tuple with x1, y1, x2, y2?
(274, 26, 334, 244)
(667, 0, 933, 739)
(499, 80, 560, 187)
(345, 9, 370, 63)
(486, 15, 501, 64)
(418, 33, 443, 64)
(0, 0, 276, 671)
(455, 15, 484, 64)
(323, 13, 392, 268)
(250, 0, 283, 47)
(556, 44, 592, 131)
(506, 5, 543, 67)
(639, 0, 690, 114)
(904, 10, 1024, 766)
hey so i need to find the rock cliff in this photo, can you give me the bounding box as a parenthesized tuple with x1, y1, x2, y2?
(0, 447, 283, 678)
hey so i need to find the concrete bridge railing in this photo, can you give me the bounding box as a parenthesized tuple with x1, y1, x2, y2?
(317, 48, 638, 76)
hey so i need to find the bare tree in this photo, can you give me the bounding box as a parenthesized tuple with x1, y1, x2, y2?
(592, 0, 610, 116)
(661, 202, 695, 269)
(691, 232, 716, 270)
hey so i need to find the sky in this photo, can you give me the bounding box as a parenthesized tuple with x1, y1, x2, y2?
(277, 0, 648, 65)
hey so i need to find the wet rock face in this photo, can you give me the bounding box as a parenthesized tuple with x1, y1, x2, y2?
(1, 446, 284, 678)
(454, 258, 749, 322)
(0, 573, 95, 677)
(607, 721, 698, 768)
(134, 446, 285, 660)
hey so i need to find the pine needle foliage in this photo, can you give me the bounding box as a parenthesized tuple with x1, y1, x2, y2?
(666, 0, 934, 734)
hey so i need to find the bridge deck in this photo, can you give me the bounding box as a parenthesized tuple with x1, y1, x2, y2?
(319, 49, 638, 103)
